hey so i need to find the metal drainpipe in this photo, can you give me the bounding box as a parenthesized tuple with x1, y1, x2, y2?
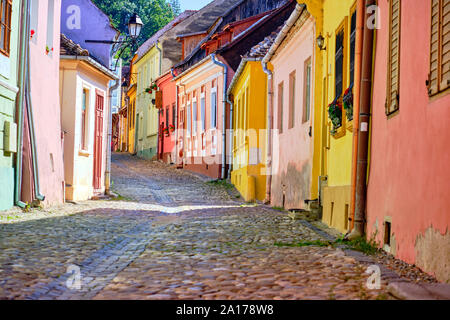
(262, 61, 273, 204)
(171, 68, 178, 165)
(350, 0, 375, 239)
(24, 0, 44, 202)
(349, 0, 365, 232)
(105, 79, 120, 194)
(156, 42, 163, 160)
(14, 0, 30, 208)
(226, 96, 233, 179)
(210, 54, 228, 180)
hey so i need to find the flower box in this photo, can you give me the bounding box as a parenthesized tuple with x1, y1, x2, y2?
(343, 84, 354, 121)
(328, 97, 343, 135)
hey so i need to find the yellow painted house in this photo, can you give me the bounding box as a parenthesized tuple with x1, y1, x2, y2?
(134, 43, 161, 160)
(292, 0, 358, 233)
(228, 59, 268, 202)
(319, 0, 358, 233)
(127, 55, 138, 154)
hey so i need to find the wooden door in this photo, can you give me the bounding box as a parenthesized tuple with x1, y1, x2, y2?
(93, 92, 104, 190)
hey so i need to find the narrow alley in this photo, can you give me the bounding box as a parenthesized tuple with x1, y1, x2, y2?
(0, 154, 440, 300)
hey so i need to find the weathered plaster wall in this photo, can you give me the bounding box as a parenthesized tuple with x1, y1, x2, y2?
(367, 0, 450, 283)
(270, 16, 315, 210)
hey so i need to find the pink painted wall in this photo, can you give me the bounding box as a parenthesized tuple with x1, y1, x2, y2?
(29, 0, 65, 206)
(367, 0, 450, 279)
(270, 17, 315, 209)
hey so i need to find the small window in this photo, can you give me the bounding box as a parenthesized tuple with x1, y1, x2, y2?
(30, 0, 39, 43)
(200, 94, 206, 132)
(81, 89, 89, 150)
(186, 102, 191, 135)
(46, 0, 55, 56)
(165, 106, 169, 130)
(349, 9, 357, 86)
(289, 71, 296, 129)
(303, 58, 312, 123)
(172, 103, 176, 128)
(0, 0, 12, 56)
(335, 29, 344, 99)
(211, 89, 217, 128)
(278, 82, 284, 134)
(192, 99, 197, 135)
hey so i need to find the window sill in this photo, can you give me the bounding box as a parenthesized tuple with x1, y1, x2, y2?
(331, 125, 346, 139)
(346, 120, 353, 132)
(78, 150, 90, 157)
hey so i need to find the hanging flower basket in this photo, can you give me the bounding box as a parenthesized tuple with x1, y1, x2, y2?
(169, 124, 175, 132)
(343, 84, 354, 121)
(145, 87, 153, 94)
(162, 127, 170, 137)
(328, 97, 343, 135)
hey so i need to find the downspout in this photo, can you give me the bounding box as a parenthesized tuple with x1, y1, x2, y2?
(349, 0, 365, 232)
(261, 62, 273, 204)
(348, 0, 375, 239)
(25, 38, 45, 201)
(105, 79, 120, 194)
(171, 68, 178, 165)
(211, 54, 228, 180)
(156, 42, 162, 160)
(226, 97, 233, 178)
(14, 0, 30, 208)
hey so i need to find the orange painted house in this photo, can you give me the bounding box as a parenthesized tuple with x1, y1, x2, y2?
(366, 0, 450, 283)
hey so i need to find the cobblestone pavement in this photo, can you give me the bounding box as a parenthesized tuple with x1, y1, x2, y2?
(0, 153, 433, 300)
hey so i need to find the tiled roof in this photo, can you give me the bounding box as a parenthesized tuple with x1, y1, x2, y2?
(135, 10, 197, 61)
(60, 33, 89, 56)
(243, 26, 282, 58)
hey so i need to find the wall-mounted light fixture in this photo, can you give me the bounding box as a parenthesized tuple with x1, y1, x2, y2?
(317, 34, 326, 51)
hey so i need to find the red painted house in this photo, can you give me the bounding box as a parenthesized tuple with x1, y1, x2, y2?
(366, 0, 450, 283)
(156, 71, 177, 164)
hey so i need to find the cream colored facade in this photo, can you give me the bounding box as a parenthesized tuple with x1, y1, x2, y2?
(60, 58, 115, 201)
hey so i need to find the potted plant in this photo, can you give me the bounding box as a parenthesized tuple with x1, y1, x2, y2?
(343, 84, 354, 121)
(328, 97, 343, 135)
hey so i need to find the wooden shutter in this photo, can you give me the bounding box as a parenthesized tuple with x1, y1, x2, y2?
(429, 0, 449, 95)
(155, 91, 163, 109)
(386, 0, 401, 115)
(440, 0, 450, 91)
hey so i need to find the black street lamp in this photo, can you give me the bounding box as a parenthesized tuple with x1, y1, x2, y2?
(85, 13, 144, 71)
(128, 13, 143, 39)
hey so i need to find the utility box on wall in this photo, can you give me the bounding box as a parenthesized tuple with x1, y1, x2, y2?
(3, 121, 17, 153)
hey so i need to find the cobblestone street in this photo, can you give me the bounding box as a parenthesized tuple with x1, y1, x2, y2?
(0, 153, 436, 300)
